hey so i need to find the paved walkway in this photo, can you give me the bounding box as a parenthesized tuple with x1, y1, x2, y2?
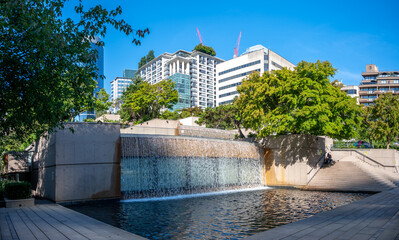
(0, 203, 146, 240)
(246, 187, 399, 240)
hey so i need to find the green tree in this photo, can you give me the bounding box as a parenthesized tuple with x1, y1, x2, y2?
(138, 56, 147, 68)
(160, 107, 204, 120)
(93, 89, 112, 118)
(236, 61, 363, 139)
(138, 50, 155, 68)
(146, 50, 155, 63)
(0, 0, 149, 155)
(193, 44, 216, 56)
(197, 104, 245, 138)
(369, 93, 399, 149)
(120, 79, 178, 123)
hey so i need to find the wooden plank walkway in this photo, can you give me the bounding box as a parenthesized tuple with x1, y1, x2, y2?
(246, 187, 399, 240)
(0, 203, 146, 240)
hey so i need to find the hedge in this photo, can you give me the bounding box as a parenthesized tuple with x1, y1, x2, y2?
(4, 181, 31, 200)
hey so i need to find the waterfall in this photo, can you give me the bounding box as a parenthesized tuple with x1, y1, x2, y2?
(121, 135, 265, 199)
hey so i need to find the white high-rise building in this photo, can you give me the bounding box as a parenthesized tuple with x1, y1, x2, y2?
(137, 50, 224, 109)
(110, 77, 133, 113)
(216, 45, 295, 105)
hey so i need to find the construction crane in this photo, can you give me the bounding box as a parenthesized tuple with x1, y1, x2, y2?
(234, 31, 241, 58)
(196, 27, 205, 45)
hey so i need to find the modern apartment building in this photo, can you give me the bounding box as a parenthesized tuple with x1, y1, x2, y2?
(341, 85, 359, 104)
(137, 50, 224, 109)
(75, 36, 104, 121)
(216, 45, 295, 106)
(110, 77, 134, 113)
(359, 64, 399, 106)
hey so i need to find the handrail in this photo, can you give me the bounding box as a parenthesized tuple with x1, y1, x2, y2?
(307, 152, 325, 185)
(331, 149, 390, 168)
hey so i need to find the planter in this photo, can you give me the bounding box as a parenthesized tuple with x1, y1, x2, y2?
(4, 197, 35, 208)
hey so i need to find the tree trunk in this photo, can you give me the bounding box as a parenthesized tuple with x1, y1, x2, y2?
(387, 138, 391, 149)
(234, 120, 245, 139)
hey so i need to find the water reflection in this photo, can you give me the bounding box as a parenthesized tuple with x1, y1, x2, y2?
(68, 188, 370, 240)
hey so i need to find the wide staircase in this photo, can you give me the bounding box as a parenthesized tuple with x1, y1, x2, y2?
(305, 156, 399, 192)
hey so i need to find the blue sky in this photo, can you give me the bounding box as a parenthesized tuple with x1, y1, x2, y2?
(64, 0, 399, 94)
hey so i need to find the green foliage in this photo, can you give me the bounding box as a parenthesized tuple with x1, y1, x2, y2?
(120, 79, 178, 124)
(0, 0, 149, 155)
(138, 50, 155, 68)
(197, 104, 245, 138)
(0, 179, 12, 199)
(83, 118, 96, 122)
(160, 107, 204, 120)
(94, 89, 112, 117)
(193, 44, 216, 56)
(5, 181, 31, 200)
(236, 60, 363, 139)
(368, 93, 399, 149)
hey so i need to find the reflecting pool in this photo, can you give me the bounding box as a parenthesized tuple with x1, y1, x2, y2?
(68, 188, 370, 240)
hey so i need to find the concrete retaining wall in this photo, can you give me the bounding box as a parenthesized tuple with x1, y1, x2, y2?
(259, 135, 332, 187)
(331, 149, 399, 173)
(31, 123, 121, 203)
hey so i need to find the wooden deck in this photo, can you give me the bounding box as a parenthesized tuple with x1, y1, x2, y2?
(246, 187, 399, 240)
(0, 203, 146, 240)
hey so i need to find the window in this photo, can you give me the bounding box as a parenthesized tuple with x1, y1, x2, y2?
(219, 82, 242, 91)
(219, 100, 234, 105)
(219, 91, 239, 98)
(218, 69, 261, 83)
(218, 60, 261, 76)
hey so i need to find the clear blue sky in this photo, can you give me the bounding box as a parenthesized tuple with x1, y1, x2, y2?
(65, 0, 399, 94)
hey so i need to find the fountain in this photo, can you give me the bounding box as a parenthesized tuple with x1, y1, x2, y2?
(120, 135, 266, 199)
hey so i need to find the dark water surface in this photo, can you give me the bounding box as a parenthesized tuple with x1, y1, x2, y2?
(68, 188, 370, 239)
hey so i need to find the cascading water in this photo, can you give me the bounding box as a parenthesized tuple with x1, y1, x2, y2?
(120, 135, 265, 199)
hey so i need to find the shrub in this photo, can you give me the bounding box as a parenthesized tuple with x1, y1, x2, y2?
(4, 181, 31, 200)
(0, 179, 11, 199)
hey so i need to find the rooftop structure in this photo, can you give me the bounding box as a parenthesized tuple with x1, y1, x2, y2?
(216, 45, 295, 106)
(341, 85, 359, 104)
(137, 49, 224, 109)
(359, 64, 399, 106)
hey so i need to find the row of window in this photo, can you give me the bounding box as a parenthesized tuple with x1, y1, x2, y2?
(218, 69, 261, 84)
(218, 60, 261, 76)
(271, 61, 283, 69)
(219, 91, 239, 98)
(219, 82, 242, 91)
(343, 89, 358, 94)
(219, 100, 234, 105)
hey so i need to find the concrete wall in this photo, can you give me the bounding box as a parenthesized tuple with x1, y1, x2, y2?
(259, 135, 332, 187)
(31, 123, 121, 203)
(331, 149, 399, 173)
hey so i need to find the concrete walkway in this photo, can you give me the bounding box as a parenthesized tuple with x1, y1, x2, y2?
(246, 187, 399, 240)
(0, 203, 146, 240)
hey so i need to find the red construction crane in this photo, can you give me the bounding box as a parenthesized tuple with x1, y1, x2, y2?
(234, 31, 241, 58)
(196, 27, 204, 45)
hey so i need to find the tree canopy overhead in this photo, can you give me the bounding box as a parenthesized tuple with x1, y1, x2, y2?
(193, 44, 216, 56)
(0, 0, 149, 153)
(236, 60, 363, 139)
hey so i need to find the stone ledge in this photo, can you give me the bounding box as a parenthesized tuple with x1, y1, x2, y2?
(5, 197, 35, 208)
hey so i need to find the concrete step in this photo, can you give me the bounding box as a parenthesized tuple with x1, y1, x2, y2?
(305, 161, 393, 192)
(341, 156, 398, 188)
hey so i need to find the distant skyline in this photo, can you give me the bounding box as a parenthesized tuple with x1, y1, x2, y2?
(64, 0, 399, 95)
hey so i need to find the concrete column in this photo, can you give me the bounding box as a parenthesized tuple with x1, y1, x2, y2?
(169, 64, 172, 75)
(186, 62, 190, 74)
(177, 60, 180, 73)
